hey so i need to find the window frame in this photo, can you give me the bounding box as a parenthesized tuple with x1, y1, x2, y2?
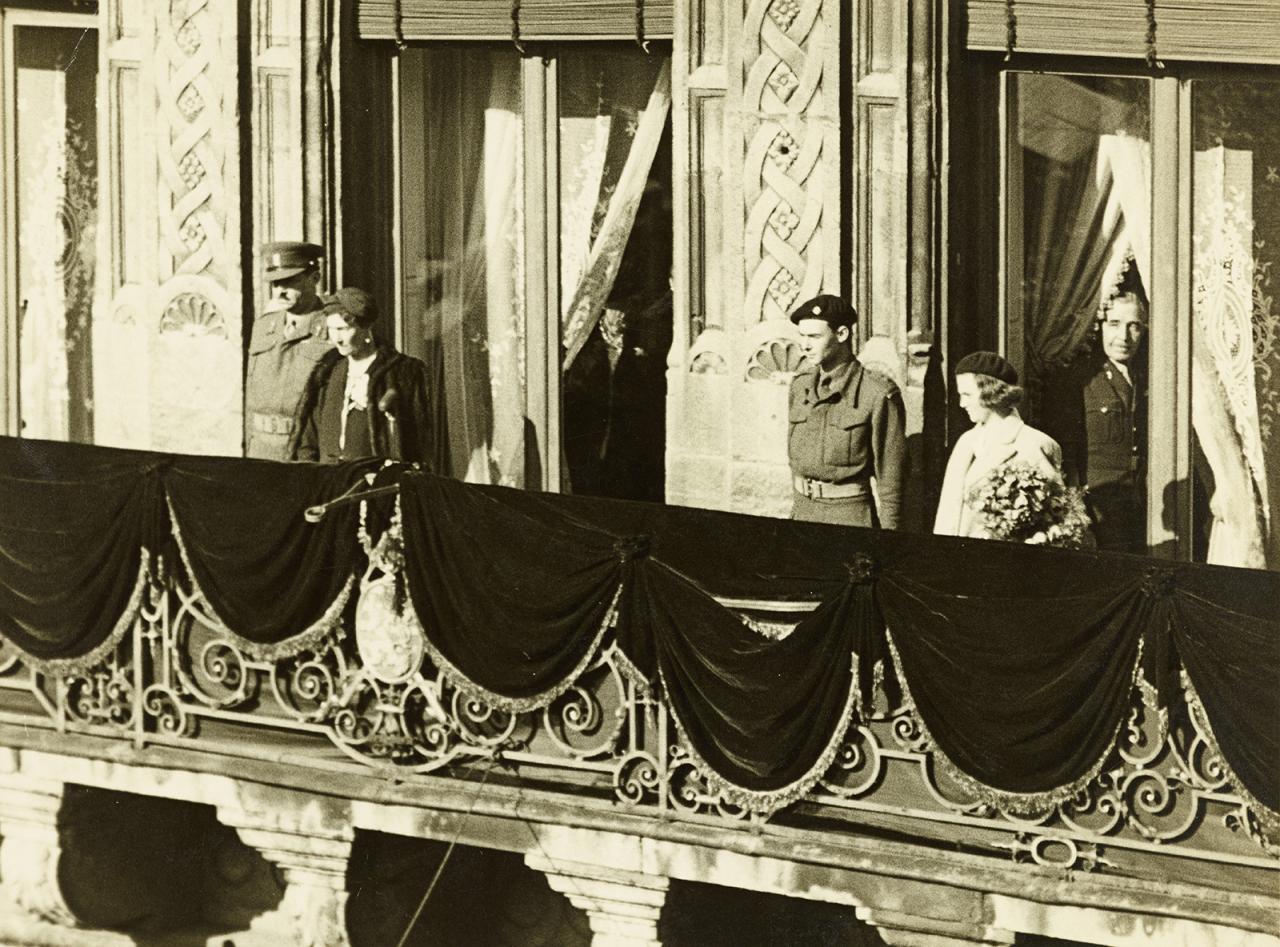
(0, 6, 99, 438)
(391, 45, 563, 491)
(389, 41, 672, 493)
(997, 66, 1220, 561)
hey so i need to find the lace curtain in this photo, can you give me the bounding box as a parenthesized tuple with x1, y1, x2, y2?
(1106, 139, 1272, 568)
(560, 58, 671, 369)
(1190, 147, 1272, 568)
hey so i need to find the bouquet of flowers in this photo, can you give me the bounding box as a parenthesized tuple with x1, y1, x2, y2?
(965, 461, 1092, 548)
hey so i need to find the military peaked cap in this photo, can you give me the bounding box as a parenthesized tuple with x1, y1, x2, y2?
(788, 294, 857, 329)
(263, 241, 324, 282)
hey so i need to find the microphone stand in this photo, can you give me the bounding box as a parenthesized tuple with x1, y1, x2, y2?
(304, 481, 400, 523)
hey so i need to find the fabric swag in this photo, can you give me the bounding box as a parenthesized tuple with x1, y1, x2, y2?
(0, 437, 1276, 820)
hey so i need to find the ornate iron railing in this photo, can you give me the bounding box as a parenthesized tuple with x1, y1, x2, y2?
(0, 516, 1275, 883)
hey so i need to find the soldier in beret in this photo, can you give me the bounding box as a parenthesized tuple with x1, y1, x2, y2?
(244, 241, 332, 460)
(787, 294, 906, 528)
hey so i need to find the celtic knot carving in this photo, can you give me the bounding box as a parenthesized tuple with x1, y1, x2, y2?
(743, 0, 829, 322)
(158, 0, 226, 278)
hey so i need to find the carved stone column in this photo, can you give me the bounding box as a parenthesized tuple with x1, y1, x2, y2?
(526, 855, 669, 946)
(0, 775, 74, 926)
(858, 907, 1015, 947)
(218, 807, 354, 947)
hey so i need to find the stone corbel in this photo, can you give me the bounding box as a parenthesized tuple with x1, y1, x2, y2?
(217, 806, 354, 947)
(0, 774, 75, 927)
(857, 906, 1015, 947)
(525, 854, 669, 946)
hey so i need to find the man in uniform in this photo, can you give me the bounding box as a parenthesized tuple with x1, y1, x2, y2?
(245, 241, 331, 460)
(1076, 292, 1148, 552)
(787, 294, 906, 528)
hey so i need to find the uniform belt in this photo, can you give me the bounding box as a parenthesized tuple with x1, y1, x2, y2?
(793, 476, 870, 500)
(251, 412, 295, 435)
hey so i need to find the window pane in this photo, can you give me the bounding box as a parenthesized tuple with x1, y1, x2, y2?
(1009, 73, 1151, 554)
(399, 47, 527, 487)
(14, 25, 98, 442)
(1190, 79, 1280, 570)
(559, 49, 672, 501)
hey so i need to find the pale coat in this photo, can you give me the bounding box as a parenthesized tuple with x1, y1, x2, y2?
(933, 416, 1064, 538)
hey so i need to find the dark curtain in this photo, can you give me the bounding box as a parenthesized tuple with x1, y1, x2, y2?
(0, 438, 163, 662)
(165, 456, 380, 648)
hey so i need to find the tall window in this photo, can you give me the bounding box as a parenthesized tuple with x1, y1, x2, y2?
(1, 10, 98, 442)
(396, 44, 672, 500)
(1004, 72, 1280, 570)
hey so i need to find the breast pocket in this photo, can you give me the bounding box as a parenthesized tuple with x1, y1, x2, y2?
(1085, 400, 1127, 447)
(823, 414, 870, 469)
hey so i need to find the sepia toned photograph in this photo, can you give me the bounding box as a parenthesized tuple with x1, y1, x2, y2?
(0, 0, 1276, 944)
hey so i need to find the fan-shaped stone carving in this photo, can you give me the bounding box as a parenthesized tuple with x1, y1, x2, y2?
(159, 292, 225, 338)
(746, 338, 807, 382)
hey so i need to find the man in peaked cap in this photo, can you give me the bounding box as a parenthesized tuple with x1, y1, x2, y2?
(244, 241, 332, 460)
(786, 294, 906, 528)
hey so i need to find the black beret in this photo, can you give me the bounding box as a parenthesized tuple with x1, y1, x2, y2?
(954, 350, 1018, 386)
(788, 294, 857, 329)
(322, 287, 378, 328)
(263, 241, 324, 281)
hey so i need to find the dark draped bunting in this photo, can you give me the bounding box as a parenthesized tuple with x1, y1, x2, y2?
(165, 456, 380, 652)
(878, 572, 1147, 799)
(399, 475, 624, 706)
(625, 564, 867, 799)
(0, 438, 163, 665)
(0, 439, 1276, 818)
(1169, 586, 1280, 814)
(396, 475, 1279, 812)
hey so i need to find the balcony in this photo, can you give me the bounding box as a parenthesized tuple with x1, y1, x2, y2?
(0, 436, 1276, 946)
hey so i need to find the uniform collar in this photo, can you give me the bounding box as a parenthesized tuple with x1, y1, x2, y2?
(808, 358, 861, 406)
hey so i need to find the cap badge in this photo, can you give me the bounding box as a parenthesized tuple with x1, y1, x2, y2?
(811, 304, 822, 315)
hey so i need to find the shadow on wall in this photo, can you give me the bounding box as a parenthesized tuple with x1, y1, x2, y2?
(57, 785, 282, 940)
(346, 832, 590, 947)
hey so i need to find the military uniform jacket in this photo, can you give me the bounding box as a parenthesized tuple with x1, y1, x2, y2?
(1080, 359, 1144, 490)
(788, 359, 906, 529)
(245, 307, 332, 460)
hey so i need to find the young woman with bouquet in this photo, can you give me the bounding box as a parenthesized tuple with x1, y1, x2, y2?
(934, 352, 1090, 547)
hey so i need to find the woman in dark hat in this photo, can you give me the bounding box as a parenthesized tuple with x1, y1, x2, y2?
(934, 351, 1063, 537)
(289, 287, 449, 473)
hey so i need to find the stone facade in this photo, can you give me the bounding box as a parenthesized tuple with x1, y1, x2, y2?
(92, 0, 244, 455)
(665, 0, 934, 520)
